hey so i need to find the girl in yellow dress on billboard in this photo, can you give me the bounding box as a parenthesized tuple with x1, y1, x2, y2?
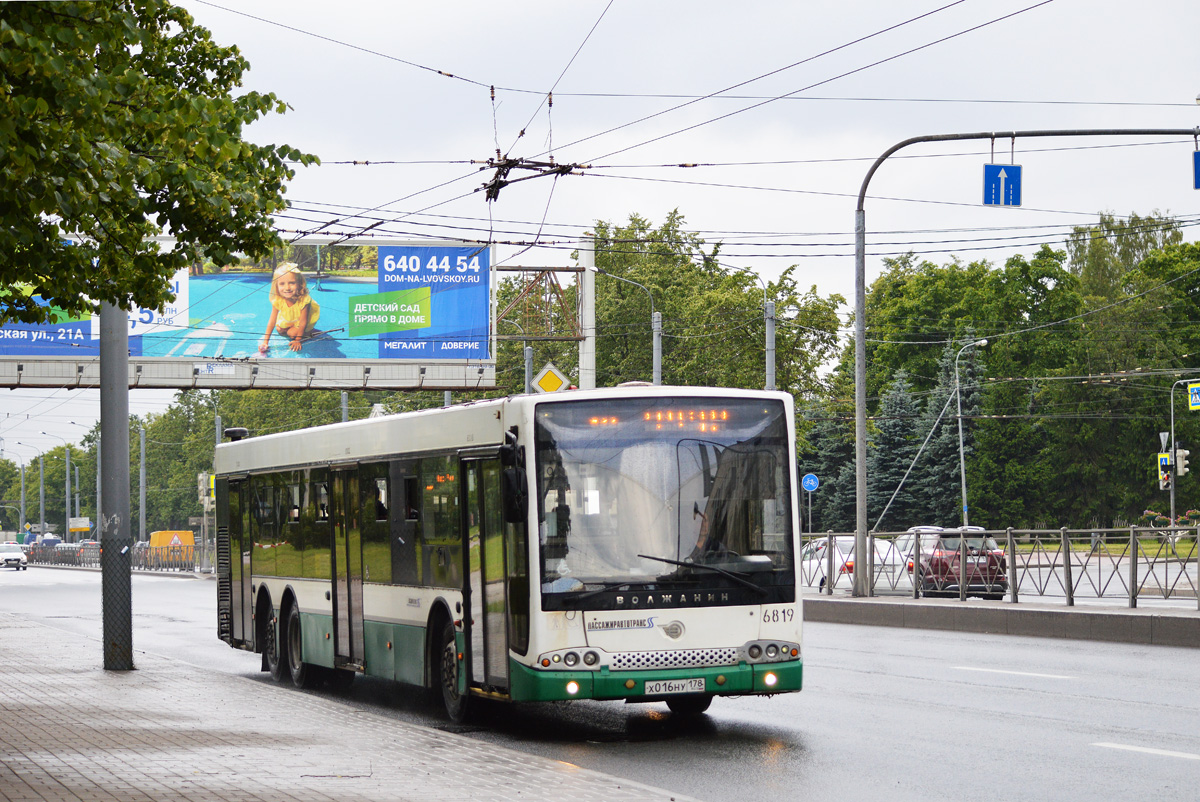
(259, 263, 320, 353)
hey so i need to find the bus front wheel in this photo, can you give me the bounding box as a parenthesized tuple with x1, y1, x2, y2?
(437, 621, 470, 722)
(666, 694, 713, 716)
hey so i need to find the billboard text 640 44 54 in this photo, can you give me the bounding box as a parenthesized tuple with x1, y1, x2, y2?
(0, 240, 496, 390)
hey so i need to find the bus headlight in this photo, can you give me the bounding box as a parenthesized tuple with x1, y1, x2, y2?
(564, 652, 579, 667)
(566, 681, 580, 695)
(763, 672, 778, 687)
(583, 651, 599, 666)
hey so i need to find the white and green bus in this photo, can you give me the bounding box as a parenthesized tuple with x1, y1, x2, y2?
(215, 386, 802, 719)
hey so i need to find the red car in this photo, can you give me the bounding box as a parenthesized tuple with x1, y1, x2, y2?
(917, 526, 1008, 600)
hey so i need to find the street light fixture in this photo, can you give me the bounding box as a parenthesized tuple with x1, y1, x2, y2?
(955, 339, 988, 526)
(587, 266, 661, 385)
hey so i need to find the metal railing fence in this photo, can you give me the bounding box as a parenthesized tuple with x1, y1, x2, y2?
(23, 543, 210, 573)
(801, 526, 1199, 609)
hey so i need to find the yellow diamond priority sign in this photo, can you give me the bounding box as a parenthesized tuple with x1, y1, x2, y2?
(534, 363, 569, 393)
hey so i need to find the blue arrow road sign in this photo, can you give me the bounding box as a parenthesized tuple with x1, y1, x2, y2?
(984, 163, 1022, 207)
(802, 473, 819, 492)
(1194, 151, 1200, 191)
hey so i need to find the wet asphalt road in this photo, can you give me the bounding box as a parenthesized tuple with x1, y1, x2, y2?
(3, 567, 1196, 801)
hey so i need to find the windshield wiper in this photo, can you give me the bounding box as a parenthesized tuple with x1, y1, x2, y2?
(637, 554, 768, 596)
(565, 580, 652, 603)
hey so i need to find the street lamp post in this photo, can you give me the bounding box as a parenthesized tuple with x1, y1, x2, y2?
(16, 443, 45, 537)
(955, 339, 988, 526)
(588, 267, 660, 385)
(40, 432, 71, 542)
(1168, 378, 1200, 613)
(851, 127, 1197, 597)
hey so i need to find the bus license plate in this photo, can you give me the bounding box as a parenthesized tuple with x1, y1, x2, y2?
(644, 678, 705, 695)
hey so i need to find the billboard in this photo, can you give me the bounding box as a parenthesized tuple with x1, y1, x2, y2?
(0, 240, 496, 390)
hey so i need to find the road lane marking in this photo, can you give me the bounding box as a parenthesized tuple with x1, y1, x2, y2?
(953, 666, 1075, 680)
(1093, 743, 1200, 761)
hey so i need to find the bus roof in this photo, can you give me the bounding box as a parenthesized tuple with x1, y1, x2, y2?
(213, 386, 791, 477)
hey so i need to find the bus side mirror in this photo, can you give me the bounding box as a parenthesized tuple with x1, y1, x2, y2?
(502, 467, 528, 524)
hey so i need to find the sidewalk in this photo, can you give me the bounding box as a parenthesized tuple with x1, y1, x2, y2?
(0, 613, 697, 802)
(803, 591, 1200, 648)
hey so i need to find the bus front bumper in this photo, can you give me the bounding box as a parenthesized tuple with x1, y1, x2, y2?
(508, 659, 803, 703)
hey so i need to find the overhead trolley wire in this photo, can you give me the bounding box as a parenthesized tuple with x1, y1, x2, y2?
(578, 1, 1058, 164)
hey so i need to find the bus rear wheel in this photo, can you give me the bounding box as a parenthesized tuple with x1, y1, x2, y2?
(263, 612, 284, 682)
(437, 621, 470, 722)
(666, 694, 713, 716)
(285, 605, 318, 689)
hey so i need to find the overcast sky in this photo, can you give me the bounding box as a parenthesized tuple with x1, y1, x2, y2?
(4, 0, 1199, 454)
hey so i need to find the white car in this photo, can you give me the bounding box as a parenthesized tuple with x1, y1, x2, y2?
(0, 543, 29, 570)
(800, 535, 873, 591)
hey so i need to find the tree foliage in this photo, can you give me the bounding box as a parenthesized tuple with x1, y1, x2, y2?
(1067, 211, 1182, 300)
(589, 211, 843, 395)
(0, 1, 317, 323)
(812, 215, 1200, 533)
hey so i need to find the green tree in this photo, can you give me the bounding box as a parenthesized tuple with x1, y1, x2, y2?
(590, 212, 843, 394)
(801, 361, 855, 533)
(867, 372, 921, 531)
(0, 458, 23, 530)
(1067, 211, 1182, 300)
(908, 344, 967, 527)
(0, 1, 317, 324)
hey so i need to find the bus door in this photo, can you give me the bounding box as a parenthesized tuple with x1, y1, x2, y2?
(330, 468, 364, 669)
(461, 456, 509, 689)
(217, 478, 252, 647)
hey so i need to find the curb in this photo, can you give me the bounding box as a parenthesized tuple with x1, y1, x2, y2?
(803, 594, 1200, 648)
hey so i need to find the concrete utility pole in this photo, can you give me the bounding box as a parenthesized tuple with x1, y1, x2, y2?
(578, 236, 596, 390)
(852, 127, 1200, 598)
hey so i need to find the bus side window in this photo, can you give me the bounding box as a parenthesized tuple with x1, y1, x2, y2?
(250, 479, 276, 577)
(306, 471, 332, 580)
(389, 461, 419, 585)
(360, 463, 391, 585)
(421, 455, 461, 589)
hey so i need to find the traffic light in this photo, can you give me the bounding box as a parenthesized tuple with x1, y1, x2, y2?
(1159, 452, 1173, 490)
(1177, 448, 1191, 476)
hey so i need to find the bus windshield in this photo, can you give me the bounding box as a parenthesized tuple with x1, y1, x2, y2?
(534, 396, 794, 609)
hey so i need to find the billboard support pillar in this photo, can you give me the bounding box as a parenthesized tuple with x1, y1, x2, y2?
(99, 302, 133, 671)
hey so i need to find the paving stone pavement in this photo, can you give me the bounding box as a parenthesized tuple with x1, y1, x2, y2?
(0, 614, 698, 802)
